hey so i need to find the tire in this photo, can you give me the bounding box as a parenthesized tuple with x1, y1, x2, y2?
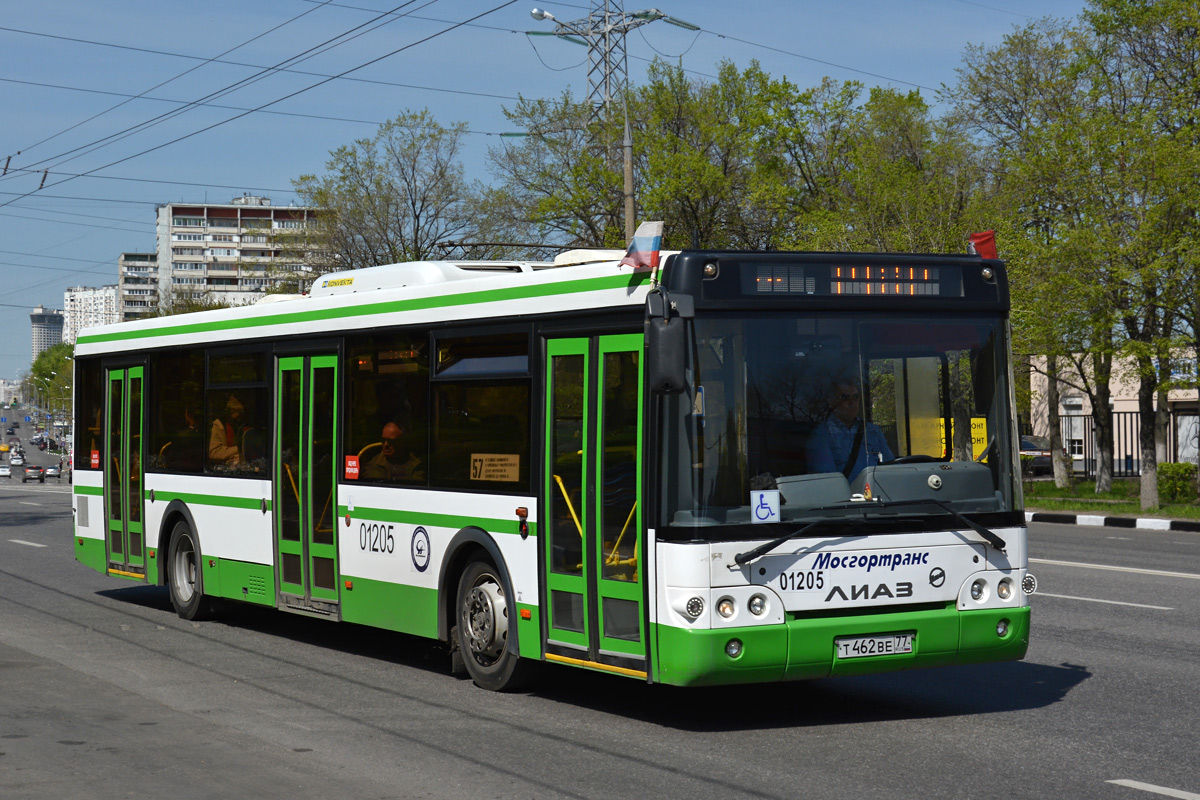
(168, 521, 210, 620)
(454, 559, 527, 691)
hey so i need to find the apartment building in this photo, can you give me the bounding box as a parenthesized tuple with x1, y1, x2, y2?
(156, 195, 317, 307)
(30, 305, 64, 360)
(63, 285, 119, 344)
(119, 252, 159, 321)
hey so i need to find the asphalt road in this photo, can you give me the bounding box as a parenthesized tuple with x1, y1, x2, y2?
(2, 452, 1198, 799)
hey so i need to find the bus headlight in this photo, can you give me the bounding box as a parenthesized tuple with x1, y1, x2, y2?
(748, 593, 767, 616)
(725, 638, 743, 658)
(685, 596, 705, 619)
(970, 579, 987, 602)
(717, 597, 736, 618)
(997, 578, 1013, 601)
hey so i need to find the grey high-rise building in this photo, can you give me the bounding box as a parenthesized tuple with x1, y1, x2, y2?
(30, 304, 64, 360)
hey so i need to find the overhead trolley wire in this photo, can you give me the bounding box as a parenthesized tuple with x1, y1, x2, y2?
(2, 0, 432, 178)
(0, 0, 519, 211)
(7, 1, 337, 161)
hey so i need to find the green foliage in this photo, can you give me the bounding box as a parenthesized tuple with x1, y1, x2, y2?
(294, 109, 478, 271)
(1157, 462, 1197, 503)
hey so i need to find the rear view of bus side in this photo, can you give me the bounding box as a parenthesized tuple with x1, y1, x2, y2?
(72, 238, 1032, 691)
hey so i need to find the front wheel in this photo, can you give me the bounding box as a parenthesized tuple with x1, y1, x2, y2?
(168, 521, 210, 620)
(454, 559, 527, 691)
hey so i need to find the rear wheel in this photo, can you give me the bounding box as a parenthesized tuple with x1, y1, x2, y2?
(454, 559, 527, 691)
(168, 521, 210, 620)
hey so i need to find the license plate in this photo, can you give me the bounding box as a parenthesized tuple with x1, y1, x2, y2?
(835, 633, 914, 659)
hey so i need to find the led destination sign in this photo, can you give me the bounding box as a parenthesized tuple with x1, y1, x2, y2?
(746, 262, 964, 298)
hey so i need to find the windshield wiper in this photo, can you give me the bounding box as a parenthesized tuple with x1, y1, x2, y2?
(867, 498, 1007, 552)
(733, 517, 844, 567)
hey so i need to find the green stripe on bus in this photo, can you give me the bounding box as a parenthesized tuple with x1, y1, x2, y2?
(154, 491, 271, 511)
(77, 273, 650, 346)
(74, 485, 104, 496)
(339, 504, 536, 538)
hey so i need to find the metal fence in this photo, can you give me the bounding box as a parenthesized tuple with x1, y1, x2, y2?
(1060, 411, 1199, 478)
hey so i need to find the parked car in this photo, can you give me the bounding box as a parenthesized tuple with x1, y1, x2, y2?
(22, 464, 44, 483)
(1020, 436, 1055, 476)
(45, 463, 62, 480)
(0, 463, 10, 478)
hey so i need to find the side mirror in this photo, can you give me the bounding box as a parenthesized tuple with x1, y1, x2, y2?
(645, 290, 693, 394)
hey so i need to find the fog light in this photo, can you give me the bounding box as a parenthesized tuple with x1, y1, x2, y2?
(725, 638, 743, 658)
(748, 593, 766, 616)
(1022, 573, 1038, 595)
(717, 597, 735, 618)
(685, 596, 705, 619)
(997, 619, 1010, 637)
(997, 578, 1013, 600)
(970, 579, 986, 601)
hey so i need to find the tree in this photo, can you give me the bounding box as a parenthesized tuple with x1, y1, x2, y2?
(24, 342, 74, 420)
(294, 109, 480, 271)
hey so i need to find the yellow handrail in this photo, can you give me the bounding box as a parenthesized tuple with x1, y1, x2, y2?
(553, 474, 583, 537)
(606, 501, 638, 565)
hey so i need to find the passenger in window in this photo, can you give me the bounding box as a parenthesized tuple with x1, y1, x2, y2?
(807, 380, 893, 480)
(363, 421, 424, 482)
(210, 393, 248, 465)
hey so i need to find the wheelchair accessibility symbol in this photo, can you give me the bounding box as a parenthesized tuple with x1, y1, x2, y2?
(751, 490, 780, 524)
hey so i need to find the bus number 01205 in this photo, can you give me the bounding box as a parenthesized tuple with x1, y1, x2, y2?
(778, 570, 824, 592)
(359, 522, 395, 554)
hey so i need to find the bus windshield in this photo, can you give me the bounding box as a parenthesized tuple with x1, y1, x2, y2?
(661, 312, 1018, 526)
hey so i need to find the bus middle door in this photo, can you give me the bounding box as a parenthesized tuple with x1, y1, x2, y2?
(275, 354, 340, 616)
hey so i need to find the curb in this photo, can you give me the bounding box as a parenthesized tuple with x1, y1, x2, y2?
(1025, 511, 1200, 532)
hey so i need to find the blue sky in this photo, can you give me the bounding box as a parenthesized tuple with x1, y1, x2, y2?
(0, 0, 1089, 382)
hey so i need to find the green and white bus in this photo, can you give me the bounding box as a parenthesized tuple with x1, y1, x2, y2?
(72, 232, 1033, 690)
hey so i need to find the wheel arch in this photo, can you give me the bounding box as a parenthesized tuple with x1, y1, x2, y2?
(155, 499, 200, 587)
(436, 526, 518, 656)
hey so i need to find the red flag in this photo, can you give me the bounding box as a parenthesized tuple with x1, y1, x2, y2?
(968, 230, 997, 259)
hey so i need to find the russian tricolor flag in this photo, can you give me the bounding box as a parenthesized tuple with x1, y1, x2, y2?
(619, 221, 664, 270)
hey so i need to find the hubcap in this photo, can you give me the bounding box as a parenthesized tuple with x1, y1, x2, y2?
(174, 536, 196, 602)
(463, 579, 508, 660)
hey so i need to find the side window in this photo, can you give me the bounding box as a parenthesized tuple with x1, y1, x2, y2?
(147, 349, 205, 473)
(206, 351, 271, 476)
(344, 332, 429, 485)
(75, 358, 104, 470)
(430, 333, 530, 490)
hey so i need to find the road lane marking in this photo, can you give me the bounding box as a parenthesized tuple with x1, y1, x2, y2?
(1036, 592, 1172, 610)
(9, 540, 48, 548)
(1107, 779, 1200, 799)
(1030, 558, 1200, 580)
(19, 501, 41, 506)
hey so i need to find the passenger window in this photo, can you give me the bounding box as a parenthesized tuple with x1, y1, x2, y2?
(344, 333, 429, 485)
(147, 349, 204, 473)
(206, 352, 270, 475)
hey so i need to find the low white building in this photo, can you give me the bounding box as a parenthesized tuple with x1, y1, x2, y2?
(1030, 355, 1199, 475)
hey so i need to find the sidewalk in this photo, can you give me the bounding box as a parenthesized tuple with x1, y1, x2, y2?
(1025, 509, 1200, 532)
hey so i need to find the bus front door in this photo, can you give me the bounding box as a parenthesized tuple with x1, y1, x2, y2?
(544, 334, 646, 678)
(104, 365, 146, 579)
(274, 355, 341, 616)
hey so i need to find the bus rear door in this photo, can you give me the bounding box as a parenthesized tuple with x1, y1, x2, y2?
(104, 365, 146, 578)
